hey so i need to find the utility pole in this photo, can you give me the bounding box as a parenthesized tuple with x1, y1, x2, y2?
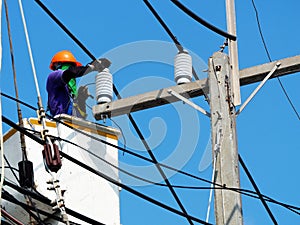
(209, 1, 242, 224)
(209, 52, 243, 225)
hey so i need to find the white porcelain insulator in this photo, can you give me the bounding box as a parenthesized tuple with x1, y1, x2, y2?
(174, 52, 192, 84)
(95, 68, 113, 104)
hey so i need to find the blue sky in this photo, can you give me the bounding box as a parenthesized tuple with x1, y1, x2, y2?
(1, 1, 300, 225)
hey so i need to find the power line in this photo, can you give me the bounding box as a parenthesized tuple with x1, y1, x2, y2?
(239, 154, 278, 225)
(250, 0, 300, 120)
(143, 0, 200, 81)
(170, 0, 236, 41)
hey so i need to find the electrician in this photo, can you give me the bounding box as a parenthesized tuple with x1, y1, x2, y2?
(47, 50, 110, 119)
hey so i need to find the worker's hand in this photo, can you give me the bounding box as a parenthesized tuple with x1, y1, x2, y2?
(77, 86, 90, 102)
(89, 58, 111, 72)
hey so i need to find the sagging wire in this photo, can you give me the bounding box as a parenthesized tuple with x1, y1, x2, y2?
(33, 1, 194, 224)
(251, 0, 300, 120)
(170, 0, 237, 41)
(143, 0, 200, 81)
(109, 117, 127, 155)
(2, 92, 300, 210)
(239, 154, 278, 225)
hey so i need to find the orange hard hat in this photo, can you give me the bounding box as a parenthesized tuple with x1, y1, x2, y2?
(49, 50, 82, 70)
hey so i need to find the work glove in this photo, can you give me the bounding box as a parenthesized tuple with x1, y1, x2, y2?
(88, 58, 111, 72)
(74, 86, 92, 119)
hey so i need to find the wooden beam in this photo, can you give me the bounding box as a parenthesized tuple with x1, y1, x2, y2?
(93, 55, 300, 119)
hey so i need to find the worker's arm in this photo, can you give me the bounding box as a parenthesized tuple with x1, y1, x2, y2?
(61, 66, 90, 83)
(62, 58, 111, 83)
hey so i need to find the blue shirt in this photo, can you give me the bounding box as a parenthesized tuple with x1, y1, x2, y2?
(46, 70, 72, 116)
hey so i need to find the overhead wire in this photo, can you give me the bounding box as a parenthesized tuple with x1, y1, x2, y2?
(34, 1, 194, 224)
(250, 0, 300, 120)
(143, 0, 200, 81)
(170, 0, 237, 41)
(239, 154, 278, 225)
(2, 93, 300, 216)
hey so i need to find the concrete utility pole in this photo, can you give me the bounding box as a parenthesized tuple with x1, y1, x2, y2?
(208, 52, 243, 225)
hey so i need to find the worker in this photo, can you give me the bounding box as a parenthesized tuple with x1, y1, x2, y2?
(46, 50, 111, 119)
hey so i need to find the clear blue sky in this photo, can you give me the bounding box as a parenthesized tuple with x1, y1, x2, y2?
(1, 1, 300, 225)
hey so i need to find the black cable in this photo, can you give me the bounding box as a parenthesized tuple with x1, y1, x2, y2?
(238, 154, 278, 225)
(143, 0, 200, 81)
(251, 0, 300, 120)
(4, 154, 20, 183)
(143, 0, 183, 51)
(34, 0, 95, 60)
(2, 114, 211, 225)
(3, 93, 300, 215)
(170, 0, 236, 41)
(34, 1, 194, 224)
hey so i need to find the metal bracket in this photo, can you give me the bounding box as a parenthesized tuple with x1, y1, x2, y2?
(168, 89, 211, 117)
(236, 62, 281, 116)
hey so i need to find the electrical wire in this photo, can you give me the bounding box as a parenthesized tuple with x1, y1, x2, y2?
(239, 154, 278, 225)
(34, 1, 194, 224)
(2, 93, 300, 216)
(4, 154, 20, 183)
(143, 0, 200, 82)
(170, 0, 236, 41)
(251, 0, 300, 120)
